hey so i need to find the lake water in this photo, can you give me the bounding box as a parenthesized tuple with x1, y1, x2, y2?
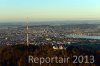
(65, 35, 100, 40)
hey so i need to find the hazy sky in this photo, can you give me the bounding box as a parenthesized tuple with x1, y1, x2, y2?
(0, 0, 100, 21)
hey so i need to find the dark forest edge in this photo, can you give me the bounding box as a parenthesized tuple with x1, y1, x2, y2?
(0, 44, 100, 66)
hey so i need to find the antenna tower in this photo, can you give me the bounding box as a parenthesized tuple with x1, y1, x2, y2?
(26, 17, 29, 46)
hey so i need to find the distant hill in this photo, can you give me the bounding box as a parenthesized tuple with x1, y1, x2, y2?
(0, 20, 100, 26)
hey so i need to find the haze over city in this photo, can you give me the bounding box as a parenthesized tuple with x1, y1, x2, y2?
(0, 0, 100, 22)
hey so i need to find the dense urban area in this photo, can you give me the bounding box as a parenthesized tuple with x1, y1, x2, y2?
(0, 24, 100, 46)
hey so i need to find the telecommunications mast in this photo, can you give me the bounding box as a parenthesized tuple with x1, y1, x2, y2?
(26, 17, 29, 46)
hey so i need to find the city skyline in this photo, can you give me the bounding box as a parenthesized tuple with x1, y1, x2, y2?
(0, 0, 100, 22)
